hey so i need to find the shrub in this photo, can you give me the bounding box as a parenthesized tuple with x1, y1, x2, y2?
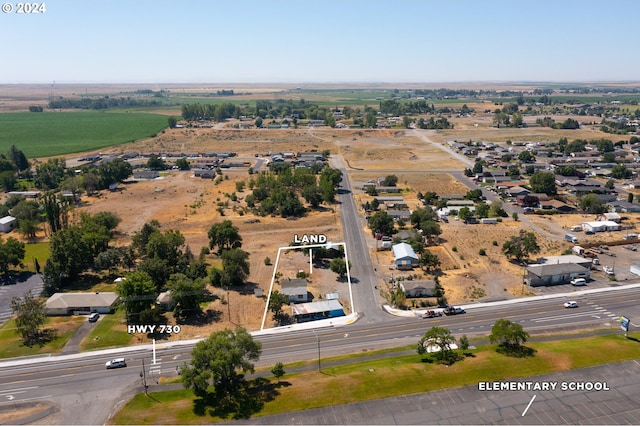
(452, 246, 458, 252)
(479, 249, 486, 256)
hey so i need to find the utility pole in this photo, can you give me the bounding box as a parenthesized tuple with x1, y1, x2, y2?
(313, 330, 321, 372)
(141, 359, 148, 395)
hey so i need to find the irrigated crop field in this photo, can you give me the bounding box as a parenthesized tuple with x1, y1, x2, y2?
(0, 111, 168, 158)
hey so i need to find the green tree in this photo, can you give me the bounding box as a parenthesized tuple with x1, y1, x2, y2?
(48, 225, 91, 280)
(612, 164, 632, 179)
(580, 193, 606, 214)
(271, 362, 285, 382)
(34, 158, 68, 190)
(419, 250, 441, 272)
(268, 290, 290, 323)
(210, 248, 250, 287)
(368, 211, 394, 237)
(329, 257, 350, 278)
(417, 326, 457, 363)
(502, 230, 540, 263)
(180, 328, 261, 398)
(0, 237, 25, 275)
(146, 154, 167, 171)
(168, 116, 178, 128)
(382, 175, 398, 187)
(402, 115, 412, 129)
(167, 273, 206, 321)
(458, 207, 473, 223)
(465, 189, 483, 202)
(93, 248, 121, 274)
(475, 203, 489, 218)
(116, 271, 157, 324)
(489, 318, 530, 351)
(208, 220, 242, 254)
(175, 158, 190, 170)
(529, 172, 557, 195)
(10, 290, 46, 346)
(8, 145, 29, 173)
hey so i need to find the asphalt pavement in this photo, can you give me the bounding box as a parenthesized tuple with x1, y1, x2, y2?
(0, 272, 43, 325)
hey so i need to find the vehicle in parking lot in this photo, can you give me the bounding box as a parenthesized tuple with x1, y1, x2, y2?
(564, 301, 579, 308)
(585, 230, 595, 235)
(570, 278, 587, 286)
(88, 313, 100, 322)
(105, 358, 127, 369)
(603, 266, 615, 276)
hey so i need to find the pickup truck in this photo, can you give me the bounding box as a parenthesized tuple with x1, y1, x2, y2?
(443, 306, 465, 315)
(422, 310, 443, 319)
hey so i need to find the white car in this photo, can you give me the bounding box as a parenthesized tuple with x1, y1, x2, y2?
(564, 301, 579, 308)
(603, 266, 614, 276)
(570, 278, 587, 286)
(105, 358, 127, 369)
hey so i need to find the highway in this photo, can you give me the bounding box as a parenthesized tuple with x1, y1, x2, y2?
(1, 286, 639, 424)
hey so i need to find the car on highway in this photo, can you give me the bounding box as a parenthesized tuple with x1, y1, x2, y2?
(105, 358, 127, 369)
(88, 313, 100, 322)
(570, 278, 587, 286)
(564, 301, 579, 308)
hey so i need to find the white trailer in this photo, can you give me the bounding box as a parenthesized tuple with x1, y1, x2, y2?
(630, 265, 640, 277)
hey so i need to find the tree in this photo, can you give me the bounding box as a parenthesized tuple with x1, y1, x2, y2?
(612, 164, 632, 179)
(529, 172, 557, 195)
(168, 116, 178, 128)
(382, 175, 398, 187)
(255, 117, 263, 128)
(175, 158, 190, 170)
(47, 225, 92, 280)
(34, 158, 68, 190)
(8, 145, 29, 173)
(417, 326, 456, 363)
(580, 193, 606, 214)
(208, 220, 242, 254)
(180, 328, 261, 398)
(210, 248, 250, 288)
(420, 250, 441, 272)
(116, 271, 157, 324)
(458, 207, 473, 223)
(489, 318, 530, 349)
(465, 189, 483, 202)
(167, 273, 206, 320)
(93, 248, 121, 274)
(329, 258, 350, 278)
(368, 211, 394, 237)
(271, 362, 285, 382)
(11, 290, 46, 346)
(502, 230, 540, 263)
(402, 115, 411, 129)
(146, 154, 167, 171)
(475, 203, 489, 218)
(268, 290, 290, 323)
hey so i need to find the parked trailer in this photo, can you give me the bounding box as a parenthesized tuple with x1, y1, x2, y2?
(630, 265, 640, 277)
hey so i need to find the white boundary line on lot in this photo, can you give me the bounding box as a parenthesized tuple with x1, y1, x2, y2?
(260, 241, 354, 331)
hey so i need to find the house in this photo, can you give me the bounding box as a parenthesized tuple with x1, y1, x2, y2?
(133, 170, 159, 180)
(608, 200, 640, 213)
(45, 292, 120, 316)
(387, 210, 412, 221)
(396, 230, 420, 241)
(156, 291, 175, 311)
(525, 263, 590, 287)
(507, 186, 530, 197)
(539, 199, 575, 212)
(0, 216, 17, 233)
(392, 243, 419, 270)
(400, 280, 436, 298)
(582, 221, 620, 232)
(280, 278, 309, 303)
(599, 212, 621, 223)
(291, 300, 345, 323)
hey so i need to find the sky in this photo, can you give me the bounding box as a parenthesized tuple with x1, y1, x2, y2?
(2, 0, 639, 84)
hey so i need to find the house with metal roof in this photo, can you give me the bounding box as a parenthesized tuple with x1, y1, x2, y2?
(290, 300, 345, 323)
(400, 280, 437, 298)
(392, 243, 419, 270)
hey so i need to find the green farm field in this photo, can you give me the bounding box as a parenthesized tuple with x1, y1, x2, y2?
(0, 111, 168, 158)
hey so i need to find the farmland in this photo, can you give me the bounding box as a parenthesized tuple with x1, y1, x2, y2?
(0, 111, 168, 158)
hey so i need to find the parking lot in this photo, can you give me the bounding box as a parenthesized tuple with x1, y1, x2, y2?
(533, 242, 640, 295)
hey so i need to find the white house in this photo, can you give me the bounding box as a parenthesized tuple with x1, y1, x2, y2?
(0, 216, 16, 233)
(582, 221, 620, 233)
(45, 292, 120, 316)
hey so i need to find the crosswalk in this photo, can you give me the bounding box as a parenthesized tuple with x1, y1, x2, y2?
(148, 359, 162, 385)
